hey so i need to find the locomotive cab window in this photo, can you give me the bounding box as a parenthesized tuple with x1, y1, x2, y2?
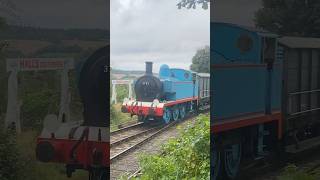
(171, 72, 175, 78)
(184, 72, 189, 79)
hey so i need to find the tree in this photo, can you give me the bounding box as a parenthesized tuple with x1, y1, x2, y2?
(190, 46, 210, 73)
(177, 0, 210, 9)
(0, 17, 5, 28)
(255, 0, 320, 37)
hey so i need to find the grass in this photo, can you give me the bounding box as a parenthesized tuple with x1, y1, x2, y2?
(277, 164, 320, 180)
(110, 103, 137, 131)
(16, 130, 88, 180)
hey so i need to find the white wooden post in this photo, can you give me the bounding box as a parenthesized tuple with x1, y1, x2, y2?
(5, 68, 21, 133)
(112, 84, 117, 104)
(128, 82, 132, 99)
(58, 68, 70, 123)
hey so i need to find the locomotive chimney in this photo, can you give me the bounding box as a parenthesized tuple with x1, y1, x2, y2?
(145, 61, 153, 75)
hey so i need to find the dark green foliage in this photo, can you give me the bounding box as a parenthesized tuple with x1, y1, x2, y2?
(0, 126, 24, 180)
(110, 104, 119, 127)
(177, 0, 210, 9)
(0, 55, 8, 116)
(0, 26, 108, 41)
(35, 44, 83, 56)
(116, 85, 129, 103)
(0, 17, 7, 30)
(190, 46, 210, 73)
(137, 115, 210, 179)
(21, 88, 59, 130)
(255, 0, 320, 37)
(277, 164, 318, 180)
(3, 49, 24, 58)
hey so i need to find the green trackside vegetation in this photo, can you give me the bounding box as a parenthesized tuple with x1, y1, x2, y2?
(277, 164, 320, 180)
(127, 114, 210, 180)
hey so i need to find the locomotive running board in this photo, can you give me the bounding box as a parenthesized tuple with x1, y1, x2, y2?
(285, 136, 320, 154)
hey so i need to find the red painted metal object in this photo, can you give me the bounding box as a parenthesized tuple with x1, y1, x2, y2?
(36, 126, 109, 176)
(121, 97, 198, 117)
(211, 111, 283, 139)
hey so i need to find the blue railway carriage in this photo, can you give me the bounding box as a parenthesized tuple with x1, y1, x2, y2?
(211, 22, 320, 180)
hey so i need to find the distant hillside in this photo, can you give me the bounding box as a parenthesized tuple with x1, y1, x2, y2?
(111, 69, 160, 80)
(0, 25, 109, 41)
(112, 69, 145, 75)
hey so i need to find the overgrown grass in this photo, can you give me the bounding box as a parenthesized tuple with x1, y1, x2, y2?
(16, 130, 87, 180)
(277, 164, 320, 180)
(110, 103, 137, 131)
(131, 114, 210, 180)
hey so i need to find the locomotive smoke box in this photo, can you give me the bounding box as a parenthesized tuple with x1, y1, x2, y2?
(145, 61, 153, 75)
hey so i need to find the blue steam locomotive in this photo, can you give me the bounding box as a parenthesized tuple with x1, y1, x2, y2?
(122, 62, 209, 124)
(211, 22, 320, 180)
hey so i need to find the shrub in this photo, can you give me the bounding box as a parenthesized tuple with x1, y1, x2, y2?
(0, 126, 25, 180)
(137, 114, 210, 180)
(277, 164, 318, 180)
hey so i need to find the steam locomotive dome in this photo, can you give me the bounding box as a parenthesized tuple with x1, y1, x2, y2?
(134, 62, 162, 102)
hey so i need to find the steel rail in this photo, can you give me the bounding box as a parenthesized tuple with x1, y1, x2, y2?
(110, 121, 178, 163)
(110, 126, 162, 147)
(110, 122, 144, 135)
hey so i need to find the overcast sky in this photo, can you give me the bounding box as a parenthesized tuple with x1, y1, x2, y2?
(110, 0, 210, 72)
(2, 0, 108, 29)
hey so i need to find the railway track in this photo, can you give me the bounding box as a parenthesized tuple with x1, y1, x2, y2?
(110, 122, 144, 136)
(110, 111, 209, 179)
(110, 121, 176, 163)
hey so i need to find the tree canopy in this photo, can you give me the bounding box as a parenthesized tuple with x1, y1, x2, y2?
(0, 17, 5, 28)
(177, 0, 210, 9)
(255, 0, 320, 37)
(190, 46, 209, 73)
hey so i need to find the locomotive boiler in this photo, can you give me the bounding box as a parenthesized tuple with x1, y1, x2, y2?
(122, 62, 210, 124)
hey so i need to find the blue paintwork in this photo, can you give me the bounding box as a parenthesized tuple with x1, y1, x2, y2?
(212, 22, 262, 64)
(159, 65, 198, 101)
(163, 107, 171, 123)
(211, 22, 282, 121)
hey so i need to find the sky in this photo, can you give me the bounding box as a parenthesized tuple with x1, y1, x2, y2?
(110, 0, 210, 72)
(1, 0, 109, 29)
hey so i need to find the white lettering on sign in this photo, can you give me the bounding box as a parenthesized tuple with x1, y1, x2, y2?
(7, 58, 74, 72)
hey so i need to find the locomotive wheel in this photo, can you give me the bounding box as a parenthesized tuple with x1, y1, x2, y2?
(179, 105, 186, 120)
(138, 115, 146, 122)
(222, 143, 242, 179)
(89, 169, 108, 180)
(172, 106, 180, 121)
(212, 147, 221, 180)
(163, 107, 171, 124)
